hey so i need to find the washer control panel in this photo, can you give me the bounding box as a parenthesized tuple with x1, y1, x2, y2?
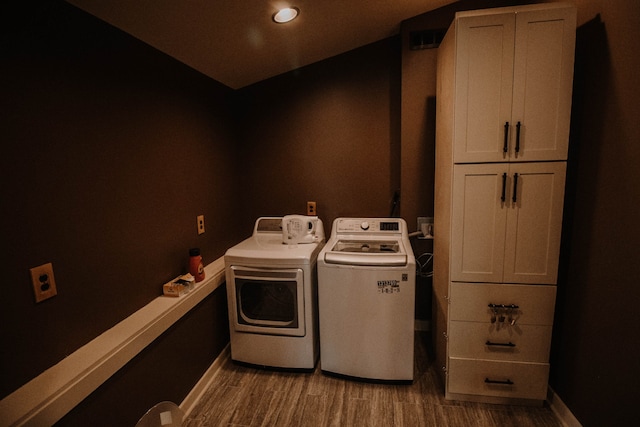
(334, 218, 403, 234)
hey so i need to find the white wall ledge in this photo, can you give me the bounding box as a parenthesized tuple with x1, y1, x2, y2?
(0, 257, 226, 427)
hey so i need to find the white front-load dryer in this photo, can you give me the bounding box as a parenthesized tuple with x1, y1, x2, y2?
(224, 217, 324, 370)
(318, 218, 416, 381)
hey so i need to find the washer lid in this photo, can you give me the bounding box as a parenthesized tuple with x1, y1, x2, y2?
(332, 240, 400, 254)
(324, 239, 407, 266)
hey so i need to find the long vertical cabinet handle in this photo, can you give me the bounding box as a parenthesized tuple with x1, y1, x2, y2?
(501, 173, 507, 202)
(503, 122, 509, 153)
(515, 121, 522, 153)
(512, 173, 519, 203)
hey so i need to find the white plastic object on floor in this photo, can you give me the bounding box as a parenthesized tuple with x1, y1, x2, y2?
(135, 401, 184, 427)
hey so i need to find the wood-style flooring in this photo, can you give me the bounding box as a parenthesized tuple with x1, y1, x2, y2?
(183, 332, 561, 427)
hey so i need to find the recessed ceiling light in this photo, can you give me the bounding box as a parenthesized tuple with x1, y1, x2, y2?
(273, 7, 299, 24)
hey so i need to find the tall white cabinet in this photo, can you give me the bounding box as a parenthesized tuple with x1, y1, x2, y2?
(434, 3, 576, 404)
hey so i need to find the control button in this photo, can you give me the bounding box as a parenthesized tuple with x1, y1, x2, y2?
(361, 221, 370, 230)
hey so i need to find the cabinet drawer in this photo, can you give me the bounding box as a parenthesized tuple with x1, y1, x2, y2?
(448, 357, 549, 400)
(450, 282, 556, 325)
(449, 321, 552, 362)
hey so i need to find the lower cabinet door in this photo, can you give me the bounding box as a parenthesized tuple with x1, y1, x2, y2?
(448, 357, 549, 400)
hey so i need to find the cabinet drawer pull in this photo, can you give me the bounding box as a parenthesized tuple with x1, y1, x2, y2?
(486, 340, 516, 347)
(501, 173, 507, 202)
(515, 121, 522, 153)
(512, 173, 519, 203)
(485, 378, 514, 385)
(488, 303, 519, 309)
(503, 121, 509, 153)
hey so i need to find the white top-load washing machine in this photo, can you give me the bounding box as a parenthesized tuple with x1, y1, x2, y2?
(318, 218, 416, 381)
(224, 216, 324, 369)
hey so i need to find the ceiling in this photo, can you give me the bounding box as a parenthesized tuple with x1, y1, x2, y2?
(66, 0, 455, 89)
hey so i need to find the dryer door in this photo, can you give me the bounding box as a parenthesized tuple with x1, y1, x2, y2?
(229, 266, 305, 337)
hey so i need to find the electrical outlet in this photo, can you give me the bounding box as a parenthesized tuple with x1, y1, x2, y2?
(30, 262, 57, 303)
(417, 216, 434, 239)
(307, 201, 317, 216)
(197, 215, 205, 235)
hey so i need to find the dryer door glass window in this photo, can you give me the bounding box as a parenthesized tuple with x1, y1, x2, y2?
(237, 279, 298, 326)
(230, 267, 305, 336)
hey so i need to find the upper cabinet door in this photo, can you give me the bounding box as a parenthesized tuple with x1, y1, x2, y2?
(454, 13, 515, 164)
(451, 162, 566, 285)
(510, 8, 576, 162)
(454, 7, 576, 163)
(451, 164, 508, 283)
(503, 162, 566, 284)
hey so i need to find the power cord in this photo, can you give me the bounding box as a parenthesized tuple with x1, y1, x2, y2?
(416, 252, 433, 278)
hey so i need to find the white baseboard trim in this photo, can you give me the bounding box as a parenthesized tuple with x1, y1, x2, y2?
(0, 258, 226, 427)
(547, 386, 582, 427)
(180, 344, 230, 418)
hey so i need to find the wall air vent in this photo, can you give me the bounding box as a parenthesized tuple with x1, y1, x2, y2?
(409, 29, 446, 50)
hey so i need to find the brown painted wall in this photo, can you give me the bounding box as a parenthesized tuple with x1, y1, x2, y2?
(234, 37, 402, 233)
(550, 1, 640, 425)
(0, 0, 241, 405)
(3, 0, 639, 425)
(56, 291, 229, 426)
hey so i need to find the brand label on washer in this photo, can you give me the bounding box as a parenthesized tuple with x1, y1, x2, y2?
(378, 280, 400, 294)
